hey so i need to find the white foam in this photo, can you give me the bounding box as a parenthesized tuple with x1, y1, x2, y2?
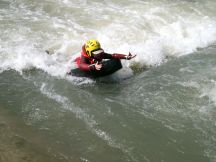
(1, 0, 216, 79)
(97, 14, 216, 68)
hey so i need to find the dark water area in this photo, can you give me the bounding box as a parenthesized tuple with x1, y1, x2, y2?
(0, 106, 75, 162)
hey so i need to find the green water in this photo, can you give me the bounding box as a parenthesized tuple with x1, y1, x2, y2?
(1, 47, 216, 162)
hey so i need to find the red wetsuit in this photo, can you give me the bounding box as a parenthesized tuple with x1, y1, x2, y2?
(75, 45, 127, 72)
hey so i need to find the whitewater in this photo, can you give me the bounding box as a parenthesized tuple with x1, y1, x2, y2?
(0, 0, 216, 162)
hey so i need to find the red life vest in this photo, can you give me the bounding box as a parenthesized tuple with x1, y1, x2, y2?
(75, 45, 95, 66)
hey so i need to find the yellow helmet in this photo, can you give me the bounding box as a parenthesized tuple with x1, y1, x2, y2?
(85, 39, 101, 56)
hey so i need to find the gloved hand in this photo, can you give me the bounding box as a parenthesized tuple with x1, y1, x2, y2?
(126, 52, 136, 60)
(95, 61, 102, 70)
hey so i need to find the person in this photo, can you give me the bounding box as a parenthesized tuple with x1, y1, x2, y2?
(75, 39, 136, 72)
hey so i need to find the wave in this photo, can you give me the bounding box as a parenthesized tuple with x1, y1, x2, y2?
(0, 0, 216, 78)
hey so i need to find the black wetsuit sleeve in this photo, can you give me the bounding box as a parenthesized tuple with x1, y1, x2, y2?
(103, 53, 113, 59)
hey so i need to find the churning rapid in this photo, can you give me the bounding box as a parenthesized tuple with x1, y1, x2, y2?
(0, 0, 216, 162)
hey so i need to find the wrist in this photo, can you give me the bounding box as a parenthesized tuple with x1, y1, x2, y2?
(89, 65, 96, 71)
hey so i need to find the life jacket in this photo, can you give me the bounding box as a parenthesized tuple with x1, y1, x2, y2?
(75, 45, 95, 66)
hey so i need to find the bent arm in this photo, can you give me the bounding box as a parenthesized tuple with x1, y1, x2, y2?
(78, 56, 96, 71)
(112, 53, 127, 59)
(79, 63, 96, 71)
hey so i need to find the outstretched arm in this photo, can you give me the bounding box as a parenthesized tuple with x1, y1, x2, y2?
(111, 52, 136, 60)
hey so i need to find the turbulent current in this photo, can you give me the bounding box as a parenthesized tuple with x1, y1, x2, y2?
(0, 0, 216, 162)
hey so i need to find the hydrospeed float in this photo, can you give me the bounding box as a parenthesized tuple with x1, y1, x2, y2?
(68, 58, 122, 78)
